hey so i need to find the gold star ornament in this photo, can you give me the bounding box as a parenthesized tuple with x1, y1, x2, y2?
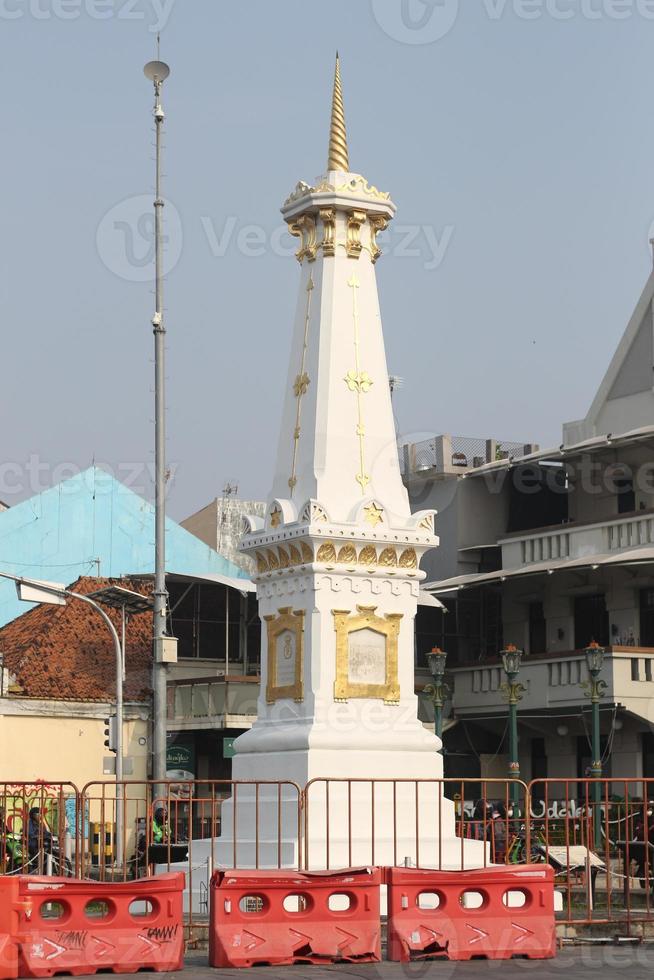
(364, 503, 384, 528)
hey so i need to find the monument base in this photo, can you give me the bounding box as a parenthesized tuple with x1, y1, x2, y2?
(215, 732, 490, 871)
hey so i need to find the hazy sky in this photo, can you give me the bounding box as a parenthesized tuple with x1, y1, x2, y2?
(2, 0, 654, 520)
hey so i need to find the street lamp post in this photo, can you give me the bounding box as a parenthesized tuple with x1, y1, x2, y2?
(0, 572, 126, 864)
(144, 54, 173, 786)
(583, 641, 606, 850)
(424, 648, 449, 742)
(501, 644, 524, 806)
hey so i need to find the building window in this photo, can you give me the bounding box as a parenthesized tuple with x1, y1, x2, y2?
(643, 733, 654, 780)
(616, 475, 636, 514)
(640, 589, 654, 647)
(441, 589, 503, 664)
(168, 581, 242, 661)
(573, 594, 609, 650)
(528, 602, 546, 655)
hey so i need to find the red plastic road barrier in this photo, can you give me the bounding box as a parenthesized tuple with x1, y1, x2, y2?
(14, 873, 184, 977)
(387, 865, 556, 962)
(0, 876, 31, 980)
(209, 867, 381, 968)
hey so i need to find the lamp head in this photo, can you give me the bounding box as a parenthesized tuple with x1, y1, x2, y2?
(427, 647, 447, 681)
(584, 641, 605, 676)
(501, 643, 523, 677)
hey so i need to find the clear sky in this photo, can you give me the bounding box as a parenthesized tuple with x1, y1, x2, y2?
(2, 0, 654, 520)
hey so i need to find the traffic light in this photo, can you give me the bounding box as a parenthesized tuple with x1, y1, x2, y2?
(103, 716, 117, 753)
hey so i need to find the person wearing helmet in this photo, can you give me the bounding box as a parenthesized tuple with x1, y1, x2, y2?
(632, 801, 654, 888)
(471, 799, 493, 842)
(151, 806, 171, 845)
(0, 807, 22, 873)
(27, 808, 52, 871)
(490, 801, 515, 863)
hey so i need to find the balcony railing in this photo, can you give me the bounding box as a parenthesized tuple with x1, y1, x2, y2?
(167, 675, 260, 731)
(499, 510, 654, 570)
(401, 435, 538, 476)
(450, 647, 654, 720)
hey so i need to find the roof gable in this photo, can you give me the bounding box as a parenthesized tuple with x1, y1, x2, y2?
(563, 271, 654, 444)
(0, 467, 248, 627)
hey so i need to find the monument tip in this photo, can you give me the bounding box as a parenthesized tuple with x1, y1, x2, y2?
(327, 53, 349, 173)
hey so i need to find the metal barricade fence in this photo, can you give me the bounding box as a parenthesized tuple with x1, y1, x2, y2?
(77, 778, 303, 944)
(529, 777, 654, 934)
(0, 781, 78, 877)
(8, 777, 654, 937)
(303, 777, 530, 871)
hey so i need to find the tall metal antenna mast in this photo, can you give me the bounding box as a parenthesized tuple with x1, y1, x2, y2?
(144, 51, 171, 784)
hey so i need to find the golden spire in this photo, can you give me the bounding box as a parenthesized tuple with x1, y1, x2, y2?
(327, 53, 349, 172)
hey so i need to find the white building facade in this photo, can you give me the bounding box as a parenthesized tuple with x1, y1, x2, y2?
(408, 270, 654, 785)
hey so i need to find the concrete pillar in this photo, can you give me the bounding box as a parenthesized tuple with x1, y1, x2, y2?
(502, 587, 529, 651)
(605, 580, 639, 646)
(544, 594, 574, 653)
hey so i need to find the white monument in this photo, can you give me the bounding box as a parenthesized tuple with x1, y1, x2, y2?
(219, 57, 486, 870)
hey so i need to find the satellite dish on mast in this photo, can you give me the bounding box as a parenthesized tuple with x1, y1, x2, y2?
(144, 60, 170, 83)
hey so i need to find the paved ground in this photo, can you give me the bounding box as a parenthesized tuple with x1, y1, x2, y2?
(125, 946, 654, 979)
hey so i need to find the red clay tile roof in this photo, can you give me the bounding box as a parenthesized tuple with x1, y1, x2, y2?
(0, 577, 152, 702)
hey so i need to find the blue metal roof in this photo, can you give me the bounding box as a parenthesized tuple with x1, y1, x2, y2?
(0, 466, 249, 627)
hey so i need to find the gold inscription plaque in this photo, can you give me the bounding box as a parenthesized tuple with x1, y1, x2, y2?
(333, 605, 402, 704)
(264, 607, 305, 703)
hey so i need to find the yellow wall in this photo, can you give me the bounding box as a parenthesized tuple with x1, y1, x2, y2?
(0, 712, 149, 788)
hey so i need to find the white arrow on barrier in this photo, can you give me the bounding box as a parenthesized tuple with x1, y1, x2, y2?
(511, 922, 535, 944)
(465, 924, 490, 945)
(32, 939, 66, 961)
(90, 936, 116, 957)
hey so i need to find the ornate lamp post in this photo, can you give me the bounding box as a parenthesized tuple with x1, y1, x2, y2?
(583, 641, 606, 850)
(425, 648, 449, 741)
(501, 644, 525, 805)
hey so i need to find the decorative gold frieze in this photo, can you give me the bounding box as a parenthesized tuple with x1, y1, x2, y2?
(333, 605, 402, 704)
(335, 175, 391, 202)
(265, 607, 304, 703)
(337, 544, 357, 565)
(418, 514, 435, 532)
(346, 209, 366, 259)
(289, 544, 303, 566)
(319, 208, 336, 257)
(358, 545, 377, 566)
(284, 180, 312, 206)
(316, 541, 337, 564)
(399, 548, 418, 569)
(379, 548, 398, 568)
(254, 541, 419, 575)
(368, 214, 389, 263)
(283, 176, 391, 208)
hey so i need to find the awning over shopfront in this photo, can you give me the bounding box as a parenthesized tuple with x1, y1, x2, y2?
(464, 423, 654, 478)
(424, 546, 654, 595)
